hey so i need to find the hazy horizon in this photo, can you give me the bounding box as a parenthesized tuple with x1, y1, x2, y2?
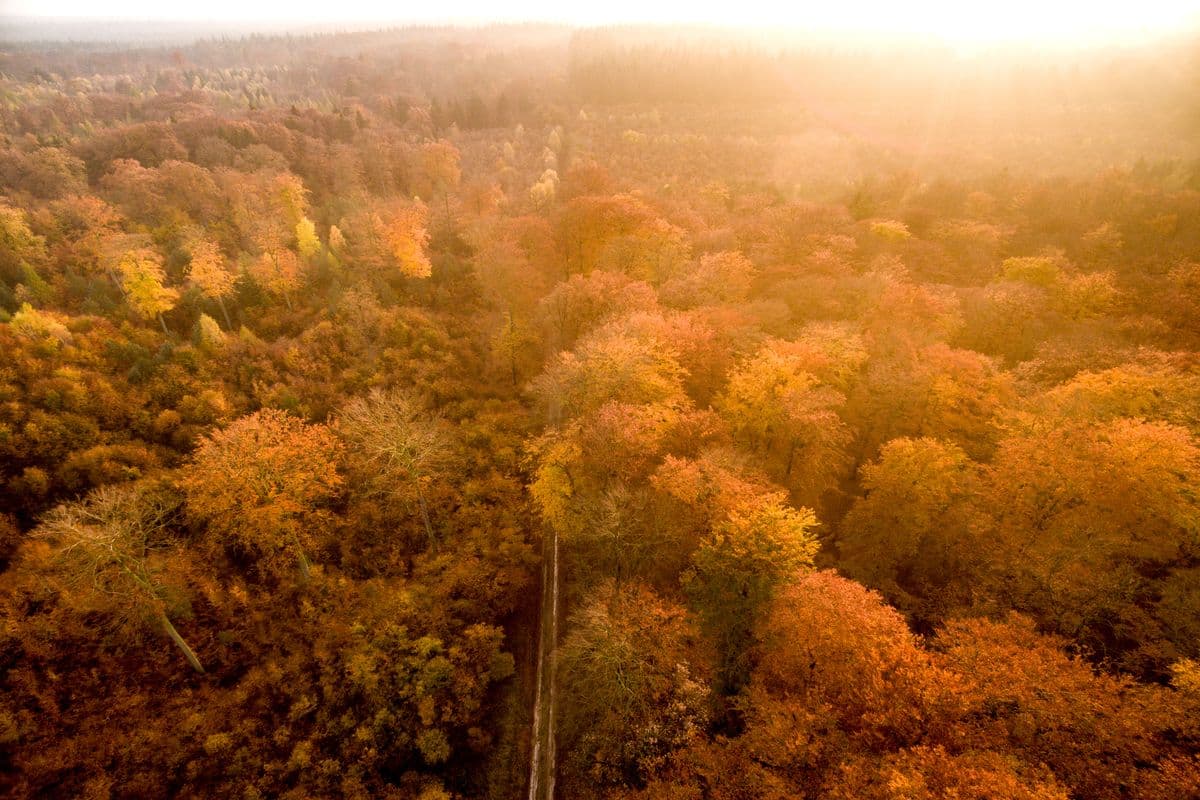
(4, 1, 1200, 50)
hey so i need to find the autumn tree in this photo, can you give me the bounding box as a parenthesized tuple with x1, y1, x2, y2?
(660, 250, 757, 308)
(998, 251, 1118, 320)
(530, 329, 688, 424)
(936, 615, 1192, 800)
(337, 389, 457, 547)
(1001, 254, 1067, 288)
(530, 169, 558, 209)
(8, 302, 72, 347)
(864, 279, 964, 356)
(228, 171, 309, 256)
(753, 570, 962, 747)
(592, 307, 751, 405)
(294, 216, 321, 262)
(651, 448, 781, 548)
(985, 418, 1200, 672)
(0, 202, 48, 300)
(38, 194, 123, 288)
(685, 494, 819, 694)
(117, 249, 178, 333)
(555, 193, 688, 280)
(246, 248, 302, 311)
(558, 581, 709, 795)
(186, 238, 237, 328)
(382, 202, 433, 279)
(338, 200, 433, 281)
(957, 281, 1053, 362)
(420, 139, 461, 217)
(838, 437, 990, 622)
(852, 342, 1013, 460)
(181, 409, 343, 581)
(534, 269, 659, 353)
(33, 482, 204, 672)
(717, 339, 853, 506)
(612, 738, 796, 800)
(529, 402, 692, 580)
(1039, 359, 1200, 433)
(471, 231, 549, 385)
(826, 747, 1069, 800)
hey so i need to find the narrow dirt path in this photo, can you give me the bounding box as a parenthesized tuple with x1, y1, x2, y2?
(526, 525, 560, 800)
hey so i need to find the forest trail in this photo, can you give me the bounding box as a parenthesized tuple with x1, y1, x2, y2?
(527, 525, 560, 800)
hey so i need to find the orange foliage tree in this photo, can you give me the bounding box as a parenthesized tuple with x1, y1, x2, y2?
(181, 409, 343, 581)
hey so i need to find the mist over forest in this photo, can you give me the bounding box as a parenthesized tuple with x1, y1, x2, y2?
(1, 20, 1200, 800)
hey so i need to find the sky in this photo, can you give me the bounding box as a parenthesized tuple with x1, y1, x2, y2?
(2, 0, 1199, 47)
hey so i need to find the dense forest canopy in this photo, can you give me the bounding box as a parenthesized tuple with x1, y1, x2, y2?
(1, 21, 1199, 800)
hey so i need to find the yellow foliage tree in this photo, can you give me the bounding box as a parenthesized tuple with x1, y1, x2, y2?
(717, 339, 851, 505)
(384, 203, 433, 279)
(686, 494, 819, 692)
(248, 249, 302, 310)
(295, 217, 321, 261)
(118, 249, 178, 334)
(186, 239, 236, 328)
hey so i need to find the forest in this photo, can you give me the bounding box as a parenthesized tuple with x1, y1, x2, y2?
(1, 21, 1200, 799)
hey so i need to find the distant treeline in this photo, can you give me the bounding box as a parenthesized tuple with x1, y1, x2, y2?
(568, 39, 794, 104)
(564, 28, 1200, 120)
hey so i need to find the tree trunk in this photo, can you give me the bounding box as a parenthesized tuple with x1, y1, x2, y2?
(417, 486, 436, 549)
(784, 438, 798, 478)
(217, 295, 234, 330)
(161, 614, 205, 673)
(296, 549, 312, 582)
(158, 313, 169, 336)
(508, 311, 518, 387)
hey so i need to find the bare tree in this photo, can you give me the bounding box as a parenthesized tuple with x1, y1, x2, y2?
(337, 389, 458, 547)
(35, 483, 204, 673)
